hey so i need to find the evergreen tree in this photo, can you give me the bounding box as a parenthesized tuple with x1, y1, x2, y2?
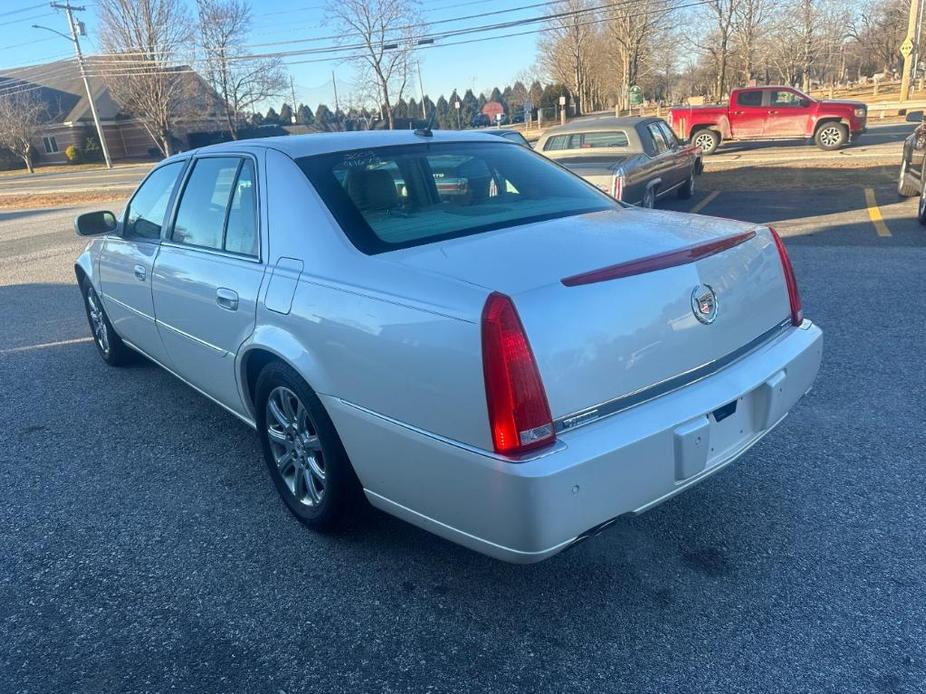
(264, 106, 281, 124)
(297, 103, 315, 125)
(279, 103, 294, 124)
(315, 103, 334, 130)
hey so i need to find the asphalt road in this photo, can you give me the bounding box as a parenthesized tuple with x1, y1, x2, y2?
(0, 162, 154, 195)
(1, 182, 925, 693)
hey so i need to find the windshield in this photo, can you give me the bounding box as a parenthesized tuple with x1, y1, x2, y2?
(297, 141, 616, 254)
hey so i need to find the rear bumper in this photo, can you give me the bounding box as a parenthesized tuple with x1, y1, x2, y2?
(324, 321, 823, 563)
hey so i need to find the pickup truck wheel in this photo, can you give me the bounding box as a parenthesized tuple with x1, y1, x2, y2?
(692, 129, 720, 155)
(678, 172, 695, 199)
(898, 159, 920, 197)
(256, 362, 362, 531)
(815, 122, 848, 150)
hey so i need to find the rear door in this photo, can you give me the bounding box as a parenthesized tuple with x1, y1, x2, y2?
(729, 89, 769, 137)
(151, 154, 266, 414)
(764, 88, 813, 137)
(98, 160, 186, 365)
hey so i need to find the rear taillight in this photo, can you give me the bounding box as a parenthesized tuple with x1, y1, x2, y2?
(611, 169, 625, 201)
(769, 227, 803, 326)
(481, 292, 555, 455)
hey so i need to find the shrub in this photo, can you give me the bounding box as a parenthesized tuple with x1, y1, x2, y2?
(64, 144, 81, 163)
(82, 134, 103, 163)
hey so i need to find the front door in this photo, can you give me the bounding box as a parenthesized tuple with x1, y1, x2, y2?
(98, 161, 186, 365)
(151, 155, 265, 416)
(764, 88, 813, 137)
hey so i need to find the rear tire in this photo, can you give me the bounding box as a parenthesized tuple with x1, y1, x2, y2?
(692, 129, 720, 155)
(898, 159, 920, 197)
(678, 172, 695, 199)
(814, 122, 849, 150)
(80, 279, 132, 366)
(255, 361, 362, 531)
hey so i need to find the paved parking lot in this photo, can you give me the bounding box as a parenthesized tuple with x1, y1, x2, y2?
(1, 160, 925, 692)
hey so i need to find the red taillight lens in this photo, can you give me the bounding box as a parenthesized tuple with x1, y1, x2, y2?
(481, 292, 555, 455)
(769, 227, 803, 326)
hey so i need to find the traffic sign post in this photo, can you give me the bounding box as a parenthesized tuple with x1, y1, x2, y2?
(900, 0, 922, 101)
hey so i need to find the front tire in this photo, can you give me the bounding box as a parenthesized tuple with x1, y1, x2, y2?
(678, 172, 695, 199)
(255, 362, 361, 531)
(898, 159, 920, 197)
(692, 129, 720, 155)
(80, 280, 131, 366)
(815, 122, 849, 150)
(641, 186, 656, 209)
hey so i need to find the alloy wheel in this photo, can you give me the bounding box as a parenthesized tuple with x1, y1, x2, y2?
(694, 132, 714, 151)
(819, 126, 842, 148)
(265, 386, 326, 507)
(85, 287, 110, 357)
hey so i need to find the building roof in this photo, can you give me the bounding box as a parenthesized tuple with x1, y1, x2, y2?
(0, 58, 223, 125)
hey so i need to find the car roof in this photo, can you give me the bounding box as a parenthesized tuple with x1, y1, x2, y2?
(178, 129, 508, 160)
(542, 115, 663, 134)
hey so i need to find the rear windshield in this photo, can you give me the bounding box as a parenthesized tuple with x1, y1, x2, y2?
(297, 141, 615, 254)
(543, 131, 630, 151)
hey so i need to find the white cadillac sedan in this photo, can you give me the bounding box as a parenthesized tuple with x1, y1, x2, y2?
(74, 130, 822, 563)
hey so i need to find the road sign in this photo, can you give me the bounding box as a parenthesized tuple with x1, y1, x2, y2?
(901, 37, 914, 58)
(558, 95, 566, 106)
(629, 85, 644, 106)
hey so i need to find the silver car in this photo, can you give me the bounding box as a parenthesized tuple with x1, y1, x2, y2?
(74, 131, 822, 563)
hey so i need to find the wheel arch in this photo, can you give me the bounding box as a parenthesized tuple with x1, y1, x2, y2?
(813, 116, 848, 134)
(238, 325, 334, 422)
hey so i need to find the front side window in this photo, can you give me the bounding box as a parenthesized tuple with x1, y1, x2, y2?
(770, 90, 805, 107)
(172, 157, 241, 250)
(125, 161, 185, 240)
(299, 142, 616, 254)
(657, 122, 679, 148)
(647, 124, 668, 153)
(736, 90, 763, 107)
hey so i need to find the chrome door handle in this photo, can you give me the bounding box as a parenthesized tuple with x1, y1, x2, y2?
(133, 264, 146, 281)
(216, 287, 239, 311)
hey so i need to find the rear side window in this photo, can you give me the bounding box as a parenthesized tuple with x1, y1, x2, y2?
(657, 122, 678, 147)
(298, 142, 615, 254)
(124, 162, 184, 240)
(736, 90, 764, 107)
(173, 158, 239, 249)
(543, 131, 629, 151)
(224, 160, 259, 256)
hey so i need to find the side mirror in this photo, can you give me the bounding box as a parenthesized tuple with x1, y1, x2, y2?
(906, 110, 924, 123)
(75, 210, 117, 236)
(799, 98, 812, 108)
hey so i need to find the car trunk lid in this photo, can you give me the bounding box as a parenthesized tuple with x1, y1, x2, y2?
(388, 207, 792, 419)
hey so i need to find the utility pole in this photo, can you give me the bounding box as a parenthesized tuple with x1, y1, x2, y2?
(417, 60, 427, 119)
(900, 0, 923, 102)
(49, 1, 112, 169)
(289, 75, 298, 124)
(331, 70, 340, 114)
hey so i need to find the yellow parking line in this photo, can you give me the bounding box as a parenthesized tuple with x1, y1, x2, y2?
(690, 190, 720, 215)
(864, 188, 892, 237)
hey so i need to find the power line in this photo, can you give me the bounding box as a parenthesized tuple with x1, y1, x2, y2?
(0, 3, 47, 18)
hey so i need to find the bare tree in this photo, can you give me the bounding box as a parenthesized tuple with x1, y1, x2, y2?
(693, 0, 741, 99)
(539, 0, 596, 115)
(96, 0, 194, 156)
(196, 0, 287, 138)
(326, 0, 423, 130)
(0, 90, 45, 173)
(733, 0, 766, 83)
(607, 0, 674, 110)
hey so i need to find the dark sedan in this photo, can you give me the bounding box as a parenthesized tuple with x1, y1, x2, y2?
(535, 116, 702, 208)
(896, 112, 926, 224)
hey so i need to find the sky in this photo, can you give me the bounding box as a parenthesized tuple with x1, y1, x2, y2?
(0, 0, 545, 110)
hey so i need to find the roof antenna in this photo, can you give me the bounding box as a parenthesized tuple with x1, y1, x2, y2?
(414, 106, 437, 137)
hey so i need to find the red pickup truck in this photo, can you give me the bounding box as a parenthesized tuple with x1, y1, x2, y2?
(668, 86, 868, 154)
